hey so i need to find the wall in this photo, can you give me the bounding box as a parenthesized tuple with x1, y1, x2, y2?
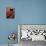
(0, 0, 46, 44)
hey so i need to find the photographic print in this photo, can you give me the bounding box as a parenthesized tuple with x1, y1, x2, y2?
(18, 24, 46, 41)
(6, 7, 15, 19)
